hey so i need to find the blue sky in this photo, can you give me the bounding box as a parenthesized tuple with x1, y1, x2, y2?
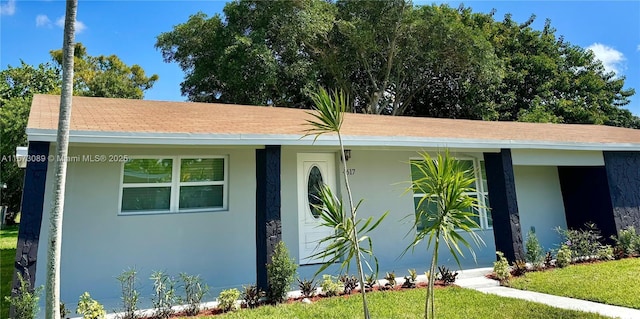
(2, 0, 639, 115)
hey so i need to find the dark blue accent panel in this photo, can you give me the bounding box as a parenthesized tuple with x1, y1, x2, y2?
(12, 142, 49, 298)
(483, 149, 524, 262)
(604, 151, 640, 231)
(256, 146, 282, 291)
(557, 166, 616, 239)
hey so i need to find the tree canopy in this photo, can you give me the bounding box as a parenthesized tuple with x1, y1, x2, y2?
(0, 43, 159, 213)
(156, 0, 637, 126)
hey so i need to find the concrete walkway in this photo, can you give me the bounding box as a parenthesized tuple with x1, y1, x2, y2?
(456, 267, 640, 319)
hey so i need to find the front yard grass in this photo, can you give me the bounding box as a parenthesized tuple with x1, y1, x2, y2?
(1, 225, 19, 319)
(184, 286, 607, 319)
(509, 258, 640, 309)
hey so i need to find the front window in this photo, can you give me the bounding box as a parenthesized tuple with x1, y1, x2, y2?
(410, 157, 491, 231)
(121, 156, 228, 214)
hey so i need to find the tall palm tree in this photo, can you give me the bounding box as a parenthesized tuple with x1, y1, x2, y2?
(46, 1, 76, 318)
(305, 88, 386, 319)
(403, 150, 484, 319)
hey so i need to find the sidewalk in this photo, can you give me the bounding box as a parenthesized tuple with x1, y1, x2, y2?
(456, 267, 640, 319)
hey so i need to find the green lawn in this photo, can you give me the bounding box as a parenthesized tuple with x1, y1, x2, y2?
(182, 286, 607, 319)
(1, 224, 19, 319)
(510, 258, 640, 309)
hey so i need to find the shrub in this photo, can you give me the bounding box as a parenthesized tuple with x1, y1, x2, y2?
(340, 275, 358, 295)
(364, 273, 377, 290)
(297, 278, 317, 298)
(597, 245, 614, 260)
(76, 292, 106, 319)
(402, 269, 418, 288)
(525, 230, 545, 268)
(116, 268, 140, 319)
(437, 266, 458, 285)
(4, 273, 42, 319)
(556, 245, 572, 268)
(383, 271, 397, 289)
(557, 223, 603, 259)
(150, 271, 176, 319)
(241, 285, 264, 309)
(179, 273, 209, 316)
(320, 275, 342, 297)
(612, 226, 640, 257)
(493, 251, 511, 284)
(511, 260, 527, 277)
(217, 288, 240, 313)
(266, 241, 297, 304)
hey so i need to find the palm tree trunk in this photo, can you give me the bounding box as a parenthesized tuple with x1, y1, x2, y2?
(337, 133, 370, 319)
(425, 237, 439, 319)
(45, 1, 76, 318)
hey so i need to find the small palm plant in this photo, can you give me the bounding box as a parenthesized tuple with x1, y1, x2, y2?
(304, 87, 387, 319)
(403, 150, 484, 319)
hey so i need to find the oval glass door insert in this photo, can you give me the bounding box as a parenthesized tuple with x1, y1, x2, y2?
(308, 165, 324, 219)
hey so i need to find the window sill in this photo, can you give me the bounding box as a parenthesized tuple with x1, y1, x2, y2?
(118, 208, 227, 216)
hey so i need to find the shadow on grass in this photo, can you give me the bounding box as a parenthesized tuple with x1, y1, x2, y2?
(1, 225, 18, 319)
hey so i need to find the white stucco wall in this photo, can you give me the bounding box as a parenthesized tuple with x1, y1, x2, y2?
(281, 147, 497, 280)
(512, 149, 604, 166)
(513, 165, 567, 253)
(35, 145, 257, 310)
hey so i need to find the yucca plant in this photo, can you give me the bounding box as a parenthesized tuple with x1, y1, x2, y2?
(304, 87, 387, 319)
(403, 150, 484, 319)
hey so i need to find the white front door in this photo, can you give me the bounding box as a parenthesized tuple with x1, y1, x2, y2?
(297, 153, 337, 264)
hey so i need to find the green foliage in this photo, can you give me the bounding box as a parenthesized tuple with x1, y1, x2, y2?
(266, 241, 297, 304)
(115, 268, 140, 319)
(297, 278, 317, 298)
(304, 87, 386, 319)
(60, 301, 70, 319)
(150, 271, 176, 319)
(320, 275, 343, 297)
(339, 275, 358, 295)
(596, 245, 614, 261)
(612, 226, 640, 257)
(403, 150, 484, 319)
(217, 288, 240, 313)
(511, 260, 528, 277)
(241, 284, 264, 309)
(493, 251, 511, 284)
(557, 223, 607, 260)
(437, 266, 459, 285)
(383, 272, 396, 289)
(76, 292, 105, 319)
(155, 1, 636, 127)
(556, 245, 572, 268)
(179, 273, 209, 316)
(4, 273, 42, 319)
(50, 43, 158, 99)
(364, 274, 377, 290)
(525, 230, 545, 268)
(402, 269, 418, 288)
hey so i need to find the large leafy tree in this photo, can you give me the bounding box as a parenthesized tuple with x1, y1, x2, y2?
(50, 43, 158, 99)
(157, 0, 637, 126)
(156, 0, 334, 106)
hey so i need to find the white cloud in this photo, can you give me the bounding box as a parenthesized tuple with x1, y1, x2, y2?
(36, 14, 51, 27)
(0, 0, 16, 16)
(55, 16, 86, 34)
(586, 43, 625, 75)
(637, 44, 640, 52)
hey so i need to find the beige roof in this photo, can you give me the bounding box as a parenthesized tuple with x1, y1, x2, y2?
(27, 94, 640, 150)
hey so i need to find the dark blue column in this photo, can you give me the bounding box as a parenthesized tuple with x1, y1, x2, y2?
(603, 151, 640, 231)
(483, 149, 524, 262)
(557, 166, 616, 239)
(11, 142, 49, 301)
(256, 146, 281, 291)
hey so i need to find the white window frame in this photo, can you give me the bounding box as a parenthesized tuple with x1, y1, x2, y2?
(410, 156, 491, 230)
(119, 155, 229, 215)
